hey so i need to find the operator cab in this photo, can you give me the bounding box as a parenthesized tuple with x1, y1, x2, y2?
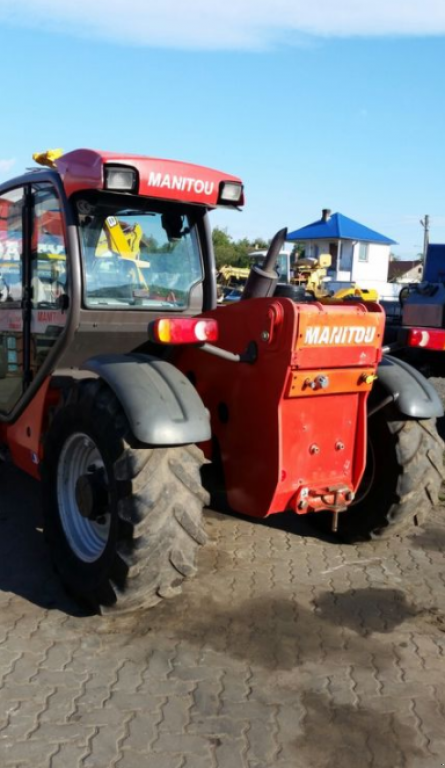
(0, 148, 243, 421)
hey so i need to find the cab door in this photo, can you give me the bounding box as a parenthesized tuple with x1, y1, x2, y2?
(0, 181, 69, 418)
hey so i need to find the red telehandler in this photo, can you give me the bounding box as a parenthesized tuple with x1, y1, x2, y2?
(0, 148, 442, 613)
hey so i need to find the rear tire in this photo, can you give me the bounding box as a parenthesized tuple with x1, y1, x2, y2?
(42, 379, 208, 614)
(337, 405, 444, 541)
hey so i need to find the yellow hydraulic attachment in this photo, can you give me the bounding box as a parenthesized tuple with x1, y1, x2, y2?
(97, 218, 151, 288)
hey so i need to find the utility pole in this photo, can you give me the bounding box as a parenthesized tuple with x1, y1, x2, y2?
(420, 215, 430, 261)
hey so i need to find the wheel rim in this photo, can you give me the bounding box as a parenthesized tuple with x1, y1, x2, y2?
(351, 437, 376, 506)
(56, 432, 111, 563)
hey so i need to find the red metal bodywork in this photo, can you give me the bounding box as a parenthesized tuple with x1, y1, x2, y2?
(54, 149, 244, 207)
(173, 298, 385, 518)
(0, 377, 55, 479)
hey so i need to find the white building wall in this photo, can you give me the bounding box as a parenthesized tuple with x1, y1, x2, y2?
(336, 270, 352, 281)
(351, 243, 390, 283)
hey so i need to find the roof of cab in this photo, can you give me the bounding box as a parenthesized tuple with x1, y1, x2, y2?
(51, 148, 244, 208)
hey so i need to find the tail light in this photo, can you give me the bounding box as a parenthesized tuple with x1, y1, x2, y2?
(406, 328, 445, 350)
(149, 317, 218, 345)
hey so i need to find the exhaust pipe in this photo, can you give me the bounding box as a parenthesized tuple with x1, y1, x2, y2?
(241, 228, 288, 300)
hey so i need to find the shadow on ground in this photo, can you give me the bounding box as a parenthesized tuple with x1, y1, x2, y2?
(0, 464, 88, 616)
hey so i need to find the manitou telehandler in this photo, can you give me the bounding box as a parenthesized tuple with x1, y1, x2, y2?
(0, 148, 442, 614)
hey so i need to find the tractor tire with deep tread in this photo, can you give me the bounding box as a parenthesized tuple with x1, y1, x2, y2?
(336, 404, 444, 542)
(42, 378, 208, 614)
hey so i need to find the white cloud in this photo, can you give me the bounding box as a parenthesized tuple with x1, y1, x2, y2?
(0, 159, 16, 175)
(0, 0, 445, 49)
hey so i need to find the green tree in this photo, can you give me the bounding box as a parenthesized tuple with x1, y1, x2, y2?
(290, 242, 305, 260)
(211, 228, 280, 269)
(212, 227, 237, 268)
(212, 227, 254, 269)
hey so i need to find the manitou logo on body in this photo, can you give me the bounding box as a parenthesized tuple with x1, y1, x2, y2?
(148, 171, 215, 196)
(304, 326, 377, 345)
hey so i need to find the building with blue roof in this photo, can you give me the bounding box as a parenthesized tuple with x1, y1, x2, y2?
(287, 209, 397, 291)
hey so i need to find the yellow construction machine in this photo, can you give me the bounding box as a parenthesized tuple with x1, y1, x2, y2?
(216, 265, 251, 303)
(293, 253, 379, 302)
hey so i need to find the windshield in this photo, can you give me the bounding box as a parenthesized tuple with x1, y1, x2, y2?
(76, 195, 203, 309)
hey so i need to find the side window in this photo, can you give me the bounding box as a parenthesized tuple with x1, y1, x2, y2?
(0, 188, 23, 305)
(0, 187, 24, 412)
(358, 243, 369, 263)
(31, 186, 67, 308)
(30, 185, 68, 377)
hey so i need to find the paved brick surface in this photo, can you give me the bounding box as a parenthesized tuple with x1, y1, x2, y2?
(0, 464, 444, 767)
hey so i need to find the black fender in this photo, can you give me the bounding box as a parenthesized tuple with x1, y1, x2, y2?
(376, 354, 443, 419)
(82, 353, 211, 445)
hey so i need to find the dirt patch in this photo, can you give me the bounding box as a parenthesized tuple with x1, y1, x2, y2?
(294, 691, 426, 768)
(312, 588, 419, 637)
(119, 593, 400, 671)
(416, 606, 445, 634)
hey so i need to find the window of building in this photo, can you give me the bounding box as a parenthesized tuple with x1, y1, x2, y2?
(358, 243, 369, 262)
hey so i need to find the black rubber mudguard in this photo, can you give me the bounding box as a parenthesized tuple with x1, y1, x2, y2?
(377, 354, 443, 419)
(82, 353, 211, 445)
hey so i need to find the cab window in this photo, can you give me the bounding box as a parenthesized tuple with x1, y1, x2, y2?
(30, 184, 69, 377)
(0, 187, 24, 412)
(77, 195, 203, 309)
(31, 185, 67, 308)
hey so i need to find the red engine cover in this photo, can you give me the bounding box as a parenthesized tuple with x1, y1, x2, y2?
(173, 298, 385, 518)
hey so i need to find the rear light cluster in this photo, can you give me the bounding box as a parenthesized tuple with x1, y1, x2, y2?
(406, 328, 445, 350)
(149, 317, 218, 345)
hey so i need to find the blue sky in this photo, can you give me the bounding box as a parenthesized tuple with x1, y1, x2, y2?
(0, 1, 445, 257)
